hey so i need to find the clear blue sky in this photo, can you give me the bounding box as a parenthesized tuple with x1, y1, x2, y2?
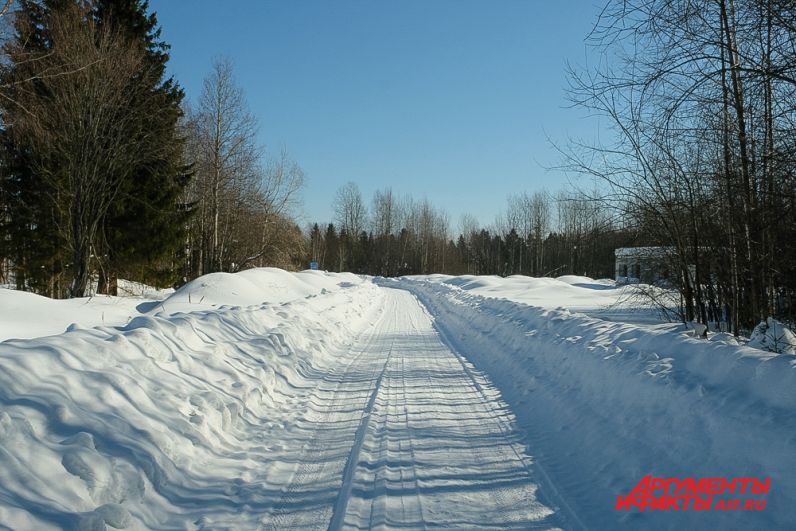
(149, 0, 605, 228)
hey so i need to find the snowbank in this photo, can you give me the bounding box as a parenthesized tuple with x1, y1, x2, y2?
(0, 269, 365, 341)
(749, 318, 796, 355)
(114, 279, 174, 300)
(159, 268, 364, 311)
(0, 288, 145, 341)
(385, 277, 796, 529)
(0, 277, 382, 529)
(410, 273, 666, 324)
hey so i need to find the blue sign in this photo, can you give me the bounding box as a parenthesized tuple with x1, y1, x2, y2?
(309, 261, 319, 270)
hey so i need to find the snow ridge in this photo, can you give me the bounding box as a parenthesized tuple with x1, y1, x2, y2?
(387, 277, 796, 530)
(0, 280, 381, 530)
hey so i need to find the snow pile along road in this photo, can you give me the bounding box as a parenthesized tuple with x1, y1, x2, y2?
(413, 273, 669, 324)
(0, 288, 148, 342)
(0, 273, 380, 529)
(159, 268, 366, 311)
(0, 268, 362, 341)
(385, 276, 796, 530)
(2, 269, 794, 529)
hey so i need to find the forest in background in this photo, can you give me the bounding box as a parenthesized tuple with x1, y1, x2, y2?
(307, 184, 634, 281)
(0, 0, 794, 337)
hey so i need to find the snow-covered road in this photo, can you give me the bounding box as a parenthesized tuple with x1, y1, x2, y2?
(1, 270, 793, 529)
(266, 288, 557, 529)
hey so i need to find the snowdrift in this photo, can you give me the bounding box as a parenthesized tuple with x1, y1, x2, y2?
(0, 268, 364, 342)
(411, 273, 667, 324)
(160, 268, 366, 311)
(749, 317, 796, 355)
(0, 288, 146, 342)
(385, 277, 796, 529)
(0, 273, 381, 529)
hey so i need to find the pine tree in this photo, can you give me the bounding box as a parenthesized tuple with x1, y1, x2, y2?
(0, 141, 66, 295)
(0, 0, 190, 296)
(94, 0, 191, 293)
(325, 224, 339, 272)
(0, 0, 70, 295)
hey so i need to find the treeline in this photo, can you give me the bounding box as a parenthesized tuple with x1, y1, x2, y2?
(180, 58, 304, 280)
(2, 0, 792, 339)
(0, 0, 304, 297)
(566, 0, 796, 333)
(307, 184, 635, 278)
(0, 0, 187, 298)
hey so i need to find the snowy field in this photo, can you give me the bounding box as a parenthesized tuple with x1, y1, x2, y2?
(0, 269, 794, 529)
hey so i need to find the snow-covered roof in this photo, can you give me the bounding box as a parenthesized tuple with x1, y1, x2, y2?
(614, 246, 672, 258)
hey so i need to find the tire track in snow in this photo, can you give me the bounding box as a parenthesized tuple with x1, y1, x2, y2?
(397, 332, 426, 529)
(413, 286, 591, 531)
(265, 287, 559, 529)
(265, 293, 391, 530)
(409, 298, 544, 529)
(426, 301, 587, 531)
(327, 341, 392, 530)
(334, 288, 559, 529)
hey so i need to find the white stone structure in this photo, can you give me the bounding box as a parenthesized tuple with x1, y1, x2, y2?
(614, 247, 672, 285)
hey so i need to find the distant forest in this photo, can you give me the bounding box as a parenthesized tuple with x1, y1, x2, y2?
(1, 0, 794, 336)
(307, 185, 634, 281)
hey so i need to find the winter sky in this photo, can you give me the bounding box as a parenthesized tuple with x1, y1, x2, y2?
(150, 0, 607, 228)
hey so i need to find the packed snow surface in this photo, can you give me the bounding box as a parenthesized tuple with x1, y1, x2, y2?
(0, 268, 361, 341)
(0, 270, 794, 529)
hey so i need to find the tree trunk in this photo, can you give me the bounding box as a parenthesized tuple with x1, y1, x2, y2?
(69, 244, 91, 298)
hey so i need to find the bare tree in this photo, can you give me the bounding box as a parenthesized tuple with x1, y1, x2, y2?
(506, 191, 552, 276)
(245, 149, 305, 270)
(6, 3, 158, 297)
(371, 188, 397, 237)
(194, 56, 259, 273)
(529, 191, 551, 276)
(566, 0, 796, 332)
(369, 188, 398, 275)
(334, 182, 367, 237)
(330, 182, 364, 271)
(183, 60, 305, 275)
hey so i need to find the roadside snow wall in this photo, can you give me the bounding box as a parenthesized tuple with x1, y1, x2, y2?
(0, 281, 382, 530)
(386, 277, 796, 530)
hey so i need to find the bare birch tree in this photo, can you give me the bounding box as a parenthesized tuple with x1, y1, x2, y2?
(194, 56, 259, 273)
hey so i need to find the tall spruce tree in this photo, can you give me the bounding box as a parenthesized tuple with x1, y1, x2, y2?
(0, 0, 70, 295)
(95, 0, 192, 293)
(0, 0, 190, 297)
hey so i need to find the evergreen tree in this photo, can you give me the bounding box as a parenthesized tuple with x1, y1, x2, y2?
(0, 141, 66, 295)
(308, 223, 323, 266)
(0, 0, 69, 295)
(324, 224, 339, 272)
(94, 0, 191, 292)
(0, 0, 190, 296)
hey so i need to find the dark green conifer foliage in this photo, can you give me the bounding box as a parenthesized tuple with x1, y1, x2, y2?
(0, 0, 70, 296)
(0, 0, 191, 296)
(94, 0, 192, 291)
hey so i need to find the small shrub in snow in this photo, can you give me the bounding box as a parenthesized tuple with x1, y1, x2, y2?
(748, 318, 796, 355)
